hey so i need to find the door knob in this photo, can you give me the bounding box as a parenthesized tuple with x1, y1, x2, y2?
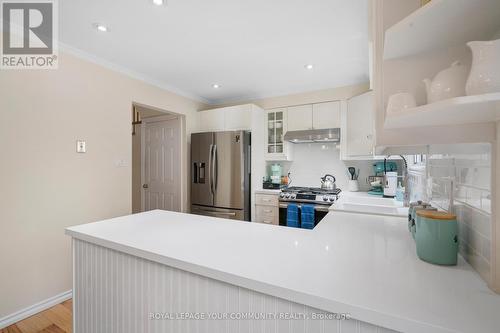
(142, 184, 149, 189)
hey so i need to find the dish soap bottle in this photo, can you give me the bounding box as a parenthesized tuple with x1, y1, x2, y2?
(395, 182, 404, 202)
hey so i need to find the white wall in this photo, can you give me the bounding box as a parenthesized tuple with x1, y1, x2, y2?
(272, 143, 379, 192)
(0, 50, 206, 321)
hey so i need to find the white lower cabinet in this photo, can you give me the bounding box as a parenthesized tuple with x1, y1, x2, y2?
(341, 91, 375, 160)
(254, 193, 279, 225)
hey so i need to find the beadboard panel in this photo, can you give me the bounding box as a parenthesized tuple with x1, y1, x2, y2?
(73, 239, 398, 333)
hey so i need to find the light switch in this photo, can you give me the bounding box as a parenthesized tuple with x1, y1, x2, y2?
(115, 159, 128, 168)
(76, 140, 86, 153)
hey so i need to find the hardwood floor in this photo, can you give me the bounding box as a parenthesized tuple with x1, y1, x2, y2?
(1, 300, 72, 333)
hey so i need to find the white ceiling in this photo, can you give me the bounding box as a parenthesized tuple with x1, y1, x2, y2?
(60, 0, 369, 104)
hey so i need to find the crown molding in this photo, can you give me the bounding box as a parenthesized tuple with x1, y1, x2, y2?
(58, 42, 211, 105)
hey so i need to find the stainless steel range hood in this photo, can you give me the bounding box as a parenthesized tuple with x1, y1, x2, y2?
(284, 128, 340, 143)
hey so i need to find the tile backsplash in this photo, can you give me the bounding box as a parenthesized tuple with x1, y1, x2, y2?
(412, 143, 492, 283)
(267, 143, 380, 191)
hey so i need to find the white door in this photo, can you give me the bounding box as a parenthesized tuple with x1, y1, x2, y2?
(287, 105, 313, 131)
(142, 116, 181, 212)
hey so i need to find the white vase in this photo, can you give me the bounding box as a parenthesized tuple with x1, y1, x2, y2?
(466, 39, 500, 95)
(423, 61, 468, 103)
(386, 93, 416, 114)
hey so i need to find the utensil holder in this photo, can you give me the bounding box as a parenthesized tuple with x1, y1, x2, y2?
(348, 180, 359, 192)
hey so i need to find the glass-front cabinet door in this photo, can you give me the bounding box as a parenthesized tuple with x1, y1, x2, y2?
(265, 108, 292, 161)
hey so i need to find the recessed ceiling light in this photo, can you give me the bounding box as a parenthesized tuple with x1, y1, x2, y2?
(212, 84, 220, 89)
(152, 0, 164, 5)
(304, 64, 314, 70)
(94, 24, 108, 32)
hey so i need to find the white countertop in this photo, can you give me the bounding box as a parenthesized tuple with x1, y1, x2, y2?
(66, 210, 500, 333)
(255, 188, 281, 194)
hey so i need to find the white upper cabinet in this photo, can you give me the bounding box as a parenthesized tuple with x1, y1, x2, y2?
(197, 104, 253, 132)
(223, 105, 252, 130)
(265, 108, 293, 161)
(198, 109, 225, 132)
(372, 0, 498, 147)
(287, 105, 313, 131)
(342, 91, 375, 159)
(312, 101, 341, 129)
(287, 102, 341, 131)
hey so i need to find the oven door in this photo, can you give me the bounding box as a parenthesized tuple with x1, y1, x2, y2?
(278, 202, 329, 227)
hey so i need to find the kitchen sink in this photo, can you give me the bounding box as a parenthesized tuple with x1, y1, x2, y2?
(332, 195, 409, 217)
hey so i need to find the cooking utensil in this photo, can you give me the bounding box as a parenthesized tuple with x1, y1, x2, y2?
(320, 174, 336, 190)
(348, 167, 356, 180)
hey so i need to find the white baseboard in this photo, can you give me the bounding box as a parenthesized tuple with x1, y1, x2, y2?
(0, 290, 72, 329)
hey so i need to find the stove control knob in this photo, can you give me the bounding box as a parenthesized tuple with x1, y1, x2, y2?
(285, 193, 291, 199)
(323, 196, 328, 201)
(279, 193, 285, 198)
(290, 194, 296, 199)
(329, 196, 335, 202)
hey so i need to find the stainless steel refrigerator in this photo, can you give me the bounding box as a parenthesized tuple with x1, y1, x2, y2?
(191, 131, 251, 221)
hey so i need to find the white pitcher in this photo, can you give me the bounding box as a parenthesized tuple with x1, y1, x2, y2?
(466, 39, 500, 95)
(423, 61, 468, 103)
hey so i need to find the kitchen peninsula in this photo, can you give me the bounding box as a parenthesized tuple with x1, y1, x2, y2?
(66, 210, 500, 333)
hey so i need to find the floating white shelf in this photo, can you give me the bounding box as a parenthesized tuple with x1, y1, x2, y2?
(384, 0, 500, 60)
(384, 93, 500, 129)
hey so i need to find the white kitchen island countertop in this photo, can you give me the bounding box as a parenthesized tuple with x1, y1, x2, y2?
(65, 209, 500, 333)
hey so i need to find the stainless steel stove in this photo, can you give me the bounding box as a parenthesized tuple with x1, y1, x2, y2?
(279, 186, 341, 205)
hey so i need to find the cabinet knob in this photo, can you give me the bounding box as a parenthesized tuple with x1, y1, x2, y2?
(142, 184, 149, 189)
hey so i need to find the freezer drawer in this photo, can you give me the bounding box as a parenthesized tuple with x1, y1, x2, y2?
(191, 205, 245, 221)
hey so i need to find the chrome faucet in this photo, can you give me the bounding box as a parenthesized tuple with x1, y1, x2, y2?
(384, 155, 410, 207)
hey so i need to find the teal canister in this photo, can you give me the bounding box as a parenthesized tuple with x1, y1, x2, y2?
(415, 211, 458, 265)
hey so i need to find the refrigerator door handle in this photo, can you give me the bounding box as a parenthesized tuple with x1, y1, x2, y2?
(209, 144, 214, 195)
(213, 144, 218, 192)
(193, 207, 236, 217)
(193, 162, 198, 183)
